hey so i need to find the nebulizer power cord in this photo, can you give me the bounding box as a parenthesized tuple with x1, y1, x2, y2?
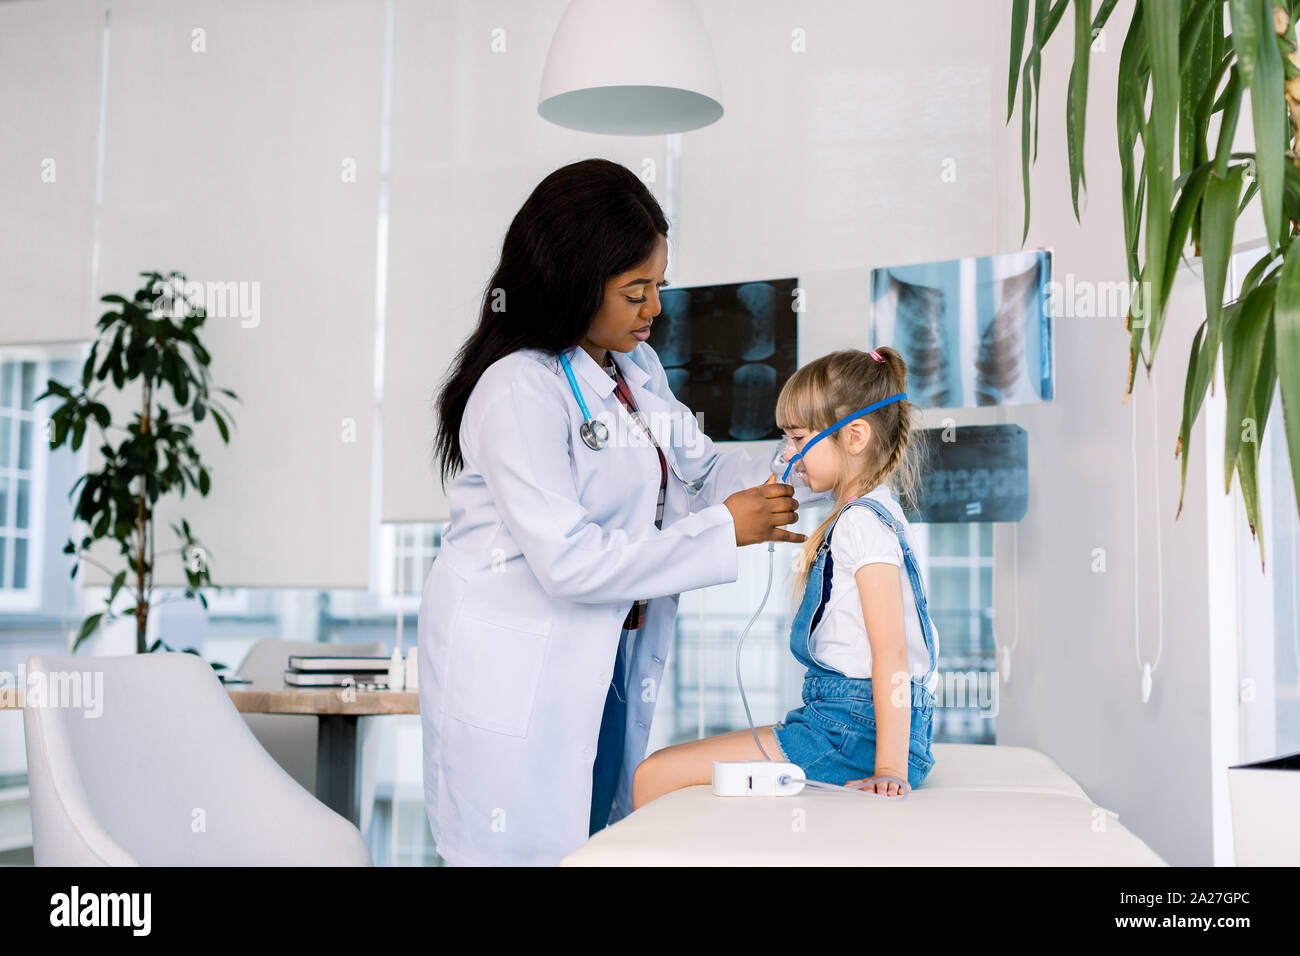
(728, 539, 910, 801)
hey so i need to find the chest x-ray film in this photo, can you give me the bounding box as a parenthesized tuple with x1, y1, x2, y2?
(645, 277, 798, 442)
(901, 424, 1028, 523)
(869, 250, 1053, 408)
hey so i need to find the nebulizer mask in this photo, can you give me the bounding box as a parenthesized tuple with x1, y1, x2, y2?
(769, 391, 908, 488)
(722, 390, 909, 800)
(769, 435, 812, 489)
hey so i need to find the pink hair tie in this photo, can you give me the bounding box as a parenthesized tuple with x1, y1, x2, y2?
(869, 349, 883, 362)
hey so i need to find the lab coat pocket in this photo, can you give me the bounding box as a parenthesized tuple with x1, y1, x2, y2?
(443, 602, 553, 738)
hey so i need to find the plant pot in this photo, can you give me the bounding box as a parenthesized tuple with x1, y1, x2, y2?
(1227, 750, 1300, 865)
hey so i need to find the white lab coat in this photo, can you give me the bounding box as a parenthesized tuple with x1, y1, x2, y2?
(418, 341, 817, 866)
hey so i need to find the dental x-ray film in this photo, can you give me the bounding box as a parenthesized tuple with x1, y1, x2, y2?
(869, 250, 1053, 408)
(646, 277, 799, 443)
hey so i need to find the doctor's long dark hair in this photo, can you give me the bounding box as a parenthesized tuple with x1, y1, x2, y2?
(433, 158, 669, 487)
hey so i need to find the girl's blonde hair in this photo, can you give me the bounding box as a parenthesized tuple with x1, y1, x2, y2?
(775, 347, 926, 605)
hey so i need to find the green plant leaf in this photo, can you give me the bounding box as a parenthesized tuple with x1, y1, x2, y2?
(108, 569, 126, 605)
(1245, 0, 1286, 250)
(1162, 160, 1213, 300)
(1126, 263, 1148, 396)
(1031, 0, 1049, 162)
(73, 612, 104, 652)
(1222, 281, 1275, 493)
(1118, 1, 1149, 283)
(1275, 235, 1300, 522)
(1238, 174, 1261, 216)
(1021, 55, 1036, 244)
(1201, 163, 1246, 391)
(1067, 0, 1093, 220)
(1238, 318, 1276, 567)
(1178, 0, 1215, 179)
(1009, 0, 1031, 123)
(1021, 53, 1036, 244)
(1141, 0, 1182, 367)
(1212, 67, 1243, 180)
(1284, 160, 1300, 220)
(1176, 318, 1217, 517)
(1230, 0, 1261, 85)
(211, 408, 230, 443)
(1239, 242, 1282, 299)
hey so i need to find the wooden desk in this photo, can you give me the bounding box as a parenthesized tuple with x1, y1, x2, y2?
(228, 682, 419, 826)
(3, 682, 420, 828)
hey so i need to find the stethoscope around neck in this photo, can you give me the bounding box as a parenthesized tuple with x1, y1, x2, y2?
(558, 350, 705, 494)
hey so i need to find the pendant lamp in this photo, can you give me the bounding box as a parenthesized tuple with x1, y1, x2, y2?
(538, 0, 724, 135)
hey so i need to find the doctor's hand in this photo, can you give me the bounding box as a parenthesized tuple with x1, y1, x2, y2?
(724, 474, 808, 547)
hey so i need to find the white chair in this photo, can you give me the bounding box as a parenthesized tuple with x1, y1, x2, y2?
(235, 638, 387, 835)
(23, 652, 371, 866)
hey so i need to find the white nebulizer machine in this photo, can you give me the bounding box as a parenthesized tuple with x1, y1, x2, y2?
(712, 394, 913, 801)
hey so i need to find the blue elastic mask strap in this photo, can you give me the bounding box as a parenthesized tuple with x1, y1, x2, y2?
(780, 392, 908, 483)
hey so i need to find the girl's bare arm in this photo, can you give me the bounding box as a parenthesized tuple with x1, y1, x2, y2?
(854, 562, 912, 795)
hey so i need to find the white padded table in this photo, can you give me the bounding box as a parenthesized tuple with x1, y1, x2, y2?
(561, 743, 1166, 866)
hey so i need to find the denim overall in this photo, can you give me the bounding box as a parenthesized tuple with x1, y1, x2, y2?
(771, 495, 939, 789)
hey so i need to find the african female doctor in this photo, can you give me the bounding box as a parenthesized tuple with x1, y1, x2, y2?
(419, 158, 814, 867)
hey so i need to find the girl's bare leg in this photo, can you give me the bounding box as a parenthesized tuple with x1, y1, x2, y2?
(631, 725, 786, 810)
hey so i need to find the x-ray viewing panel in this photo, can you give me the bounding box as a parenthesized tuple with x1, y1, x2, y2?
(903, 424, 1028, 523)
(870, 250, 1054, 409)
(646, 277, 799, 443)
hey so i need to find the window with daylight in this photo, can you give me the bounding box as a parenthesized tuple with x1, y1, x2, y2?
(379, 523, 441, 611)
(0, 357, 45, 610)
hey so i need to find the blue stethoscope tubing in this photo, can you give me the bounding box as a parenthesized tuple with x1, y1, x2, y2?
(559, 351, 610, 451)
(558, 349, 705, 492)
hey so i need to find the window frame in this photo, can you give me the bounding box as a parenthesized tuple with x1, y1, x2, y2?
(377, 521, 440, 614)
(0, 350, 51, 613)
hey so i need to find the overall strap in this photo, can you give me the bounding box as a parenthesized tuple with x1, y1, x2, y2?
(807, 495, 897, 637)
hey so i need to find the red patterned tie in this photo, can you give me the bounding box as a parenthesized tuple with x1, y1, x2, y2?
(605, 355, 667, 630)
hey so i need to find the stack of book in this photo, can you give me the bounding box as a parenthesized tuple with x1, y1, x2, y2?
(284, 655, 393, 688)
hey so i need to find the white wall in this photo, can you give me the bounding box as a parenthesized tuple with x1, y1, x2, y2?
(381, 0, 668, 523)
(0, 0, 102, 345)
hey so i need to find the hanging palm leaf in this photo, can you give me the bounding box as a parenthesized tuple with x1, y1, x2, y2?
(1010, 0, 1300, 569)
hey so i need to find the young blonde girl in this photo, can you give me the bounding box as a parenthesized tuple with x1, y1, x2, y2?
(631, 346, 939, 805)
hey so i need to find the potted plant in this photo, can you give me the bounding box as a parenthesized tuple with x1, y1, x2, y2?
(1008, 0, 1300, 562)
(37, 270, 240, 663)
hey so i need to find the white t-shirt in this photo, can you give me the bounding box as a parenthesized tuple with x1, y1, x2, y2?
(808, 484, 940, 694)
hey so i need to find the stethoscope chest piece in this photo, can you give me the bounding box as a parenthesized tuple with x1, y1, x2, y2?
(580, 419, 609, 451)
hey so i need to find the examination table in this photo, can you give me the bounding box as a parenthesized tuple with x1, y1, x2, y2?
(560, 743, 1166, 866)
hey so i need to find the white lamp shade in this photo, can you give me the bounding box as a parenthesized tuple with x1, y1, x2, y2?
(538, 0, 723, 135)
